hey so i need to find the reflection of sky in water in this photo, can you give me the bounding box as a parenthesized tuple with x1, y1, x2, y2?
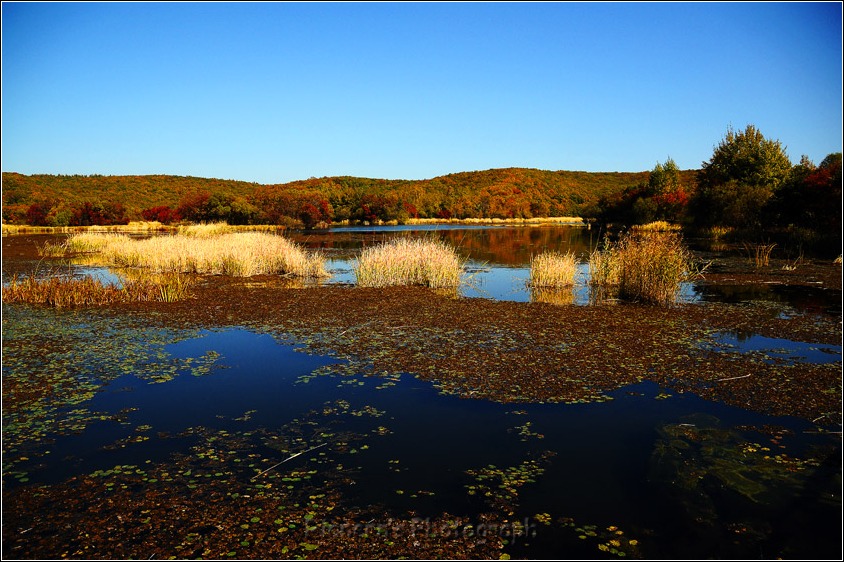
(323, 257, 700, 305)
(704, 331, 842, 365)
(62, 225, 834, 312)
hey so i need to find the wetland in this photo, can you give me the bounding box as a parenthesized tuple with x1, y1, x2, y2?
(2, 225, 841, 560)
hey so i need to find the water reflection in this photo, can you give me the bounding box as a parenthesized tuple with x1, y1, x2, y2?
(702, 330, 842, 365)
(17, 225, 836, 313)
(298, 224, 602, 266)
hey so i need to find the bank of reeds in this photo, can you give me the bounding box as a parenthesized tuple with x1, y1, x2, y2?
(529, 251, 578, 288)
(2, 271, 194, 307)
(402, 216, 586, 226)
(53, 231, 327, 278)
(631, 221, 682, 232)
(354, 238, 465, 288)
(589, 231, 700, 305)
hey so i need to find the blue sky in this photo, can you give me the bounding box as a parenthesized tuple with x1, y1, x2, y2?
(2, 2, 841, 184)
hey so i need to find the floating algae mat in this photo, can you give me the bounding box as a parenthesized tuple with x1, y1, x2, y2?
(2, 310, 841, 559)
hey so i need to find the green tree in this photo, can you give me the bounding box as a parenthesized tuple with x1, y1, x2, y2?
(648, 157, 680, 195)
(693, 124, 792, 228)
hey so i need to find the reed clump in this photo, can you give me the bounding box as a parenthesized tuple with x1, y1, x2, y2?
(354, 238, 465, 288)
(742, 242, 777, 268)
(2, 271, 194, 307)
(56, 231, 327, 278)
(589, 231, 700, 305)
(631, 221, 681, 232)
(529, 251, 578, 288)
(588, 241, 621, 288)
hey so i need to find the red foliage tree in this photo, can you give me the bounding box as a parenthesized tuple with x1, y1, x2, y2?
(25, 202, 52, 226)
(141, 205, 180, 224)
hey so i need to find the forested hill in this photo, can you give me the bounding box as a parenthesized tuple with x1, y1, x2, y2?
(1, 167, 699, 225)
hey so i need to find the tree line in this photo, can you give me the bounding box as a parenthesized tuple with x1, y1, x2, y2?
(2, 124, 840, 253)
(2, 168, 653, 227)
(594, 125, 841, 254)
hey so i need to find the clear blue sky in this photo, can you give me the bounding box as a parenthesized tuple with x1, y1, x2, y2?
(2, 2, 842, 184)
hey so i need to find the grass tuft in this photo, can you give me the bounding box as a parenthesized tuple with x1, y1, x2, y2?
(53, 231, 327, 278)
(742, 242, 777, 268)
(529, 251, 578, 288)
(2, 270, 194, 307)
(354, 238, 465, 288)
(588, 231, 701, 305)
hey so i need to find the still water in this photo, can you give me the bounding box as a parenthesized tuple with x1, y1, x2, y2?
(4, 323, 841, 559)
(3, 225, 841, 558)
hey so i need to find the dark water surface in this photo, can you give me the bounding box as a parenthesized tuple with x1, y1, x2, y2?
(5, 325, 840, 559)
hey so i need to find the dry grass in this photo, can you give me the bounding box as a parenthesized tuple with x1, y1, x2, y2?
(3, 221, 289, 237)
(742, 242, 777, 268)
(529, 251, 578, 288)
(3, 221, 173, 236)
(589, 231, 700, 305)
(631, 221, 681, 232)
(2, 270, 194, 307)
(403, 217, 586, 226)
(54, 231, 327, 278)
(354, 238, 465, 288)
(587, 242, 621, 288)
(176, 223, 285, 237)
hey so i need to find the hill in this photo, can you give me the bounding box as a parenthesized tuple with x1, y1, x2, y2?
(1, 168, 699, 225)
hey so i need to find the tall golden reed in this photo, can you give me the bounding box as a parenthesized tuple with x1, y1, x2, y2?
(2, 271, 194, 307)
(354, 238, 464, 288)
(588, 231, 699, 305)
(56, 231, 327, 278)
(529, 251, 578, 288)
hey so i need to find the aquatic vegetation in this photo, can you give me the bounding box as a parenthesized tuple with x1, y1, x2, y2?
(353, 237, 465, 288)
(555, 518, 642, 558)
(528, 251, 578, 288)
(650, 414, 832, 523)
(590, 231, 702, 305)
(56, 231, 328, 278)
(508, 421, 545, 442)
(742, 241, 777, 268)
(587, 240, 621, 289)
(3, 269, 195, 307)
(1, 305, 213, 469)
(465, 451, 556, 514)
(631, 220, 681, 232)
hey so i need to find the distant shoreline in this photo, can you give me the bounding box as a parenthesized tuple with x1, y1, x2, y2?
(1, 217, 588, 235)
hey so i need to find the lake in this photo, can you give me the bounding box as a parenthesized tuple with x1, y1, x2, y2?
(2, 225, 841, 559)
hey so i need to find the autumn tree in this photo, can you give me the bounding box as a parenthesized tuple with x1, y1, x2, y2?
(648, 157, 680, 195)
(774, 152, 842, 234)
(692, 124, 792, 228)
